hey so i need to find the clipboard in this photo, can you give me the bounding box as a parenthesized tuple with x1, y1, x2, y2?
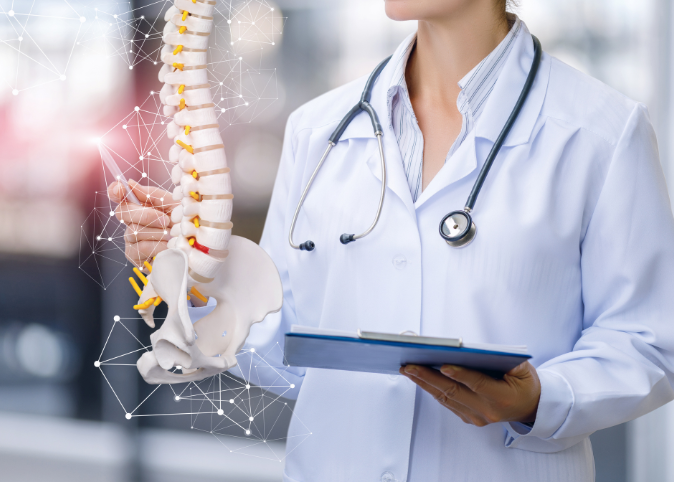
(284, 327, 531, 377)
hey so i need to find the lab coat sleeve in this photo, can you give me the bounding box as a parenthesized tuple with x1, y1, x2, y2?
(188, 114, 305, 400)
(505, 103, 674, 453)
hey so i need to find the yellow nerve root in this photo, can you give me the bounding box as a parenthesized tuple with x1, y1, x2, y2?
(143, 261, 153, 273)
(129, 277, 142, 297)
(188, 237, 196, 246)
(178, 84, 185, 94)
(189, 191, 200, 201)
(172, 62, 184, 71)
(153, 296, 163, 306)
(176, 140, 193, 154)
(179, 26, 187, 34)
(193, 216, 200, 228)
(173, 45, 183, 55)
(190, 287, 208, 303)
(191, 170, 198, 179)
(182, 10, 189, 21)
(179, 98, 186, 110)
(133, 267, 148, 286)
(133, 297, 156, 310)
(185, 125, 191, 135)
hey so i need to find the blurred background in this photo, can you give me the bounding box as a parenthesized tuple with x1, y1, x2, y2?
(1, 0, 673, 480)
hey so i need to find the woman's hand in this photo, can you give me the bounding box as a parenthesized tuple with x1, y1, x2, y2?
(400, 362, 541, 426)
(107, 180, 178, 268)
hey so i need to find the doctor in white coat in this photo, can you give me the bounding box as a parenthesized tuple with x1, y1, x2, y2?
(109, 0, 674, 480)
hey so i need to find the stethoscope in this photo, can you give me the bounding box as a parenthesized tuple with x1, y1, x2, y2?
(289, 36, 542, 251)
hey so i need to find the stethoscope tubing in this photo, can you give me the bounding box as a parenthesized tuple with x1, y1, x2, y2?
(289, 35, 542, 251)
(464, 35, 542, 211)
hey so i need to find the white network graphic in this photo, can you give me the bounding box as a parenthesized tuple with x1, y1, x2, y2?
(78, 0, 284, 288)
(1, 0, 285, 95)
(98, 315, 311, 461)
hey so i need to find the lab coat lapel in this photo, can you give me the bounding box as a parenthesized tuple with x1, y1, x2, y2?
(339, 54, 416, 216)
(414, 25, 551, 209)
(475, 24, 550, 147)
(413, 130, 478, 208)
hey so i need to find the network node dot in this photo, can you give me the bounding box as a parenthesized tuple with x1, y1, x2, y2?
(154, 62, 158, 65)
(221, 108, 226, 113)
(150, 91, 154, 95)
(133, 231, 138, 235)
(97, 236, 101, 240)
(60, 75, 66, 81)
(245, 430, 251, 435)
(249, 416, 254, 421)
(175, 396, 180, 401)
(125, 413, 132, 420)
(114, 315, 120, 321)
(163, 230, 168, 235)
(134, 106, 140, 111)
(229, 399, 234, 403)
(239, 57, 242, 61)
(250, 348, 255, 352)
(245, 384, 250, 389)
(8, 10, 14, 16)
(109, 211, 115, 216)
(129, 66, 133, 70)
(139, 156, 144, 160)
(108, 237, 112, 241)
(123, 125, 127, 129)
(227, 20, 231, 24)
(218, 409, 224, 415)
(80, 17, 86, 23)
(18, 37, 23, 41)
(290, 384, 295, 388)
(114, 14, 118, 18)
(94, 361, 101, 367)
(12, 89, 18, 96)
(160, 197, 164, 202)
(219, 82, 223, 85)
(161, 121, 165, 125)
(272, 42, 275, 46)
(141, 173, 147, 178)
(145, 34, 149, 38)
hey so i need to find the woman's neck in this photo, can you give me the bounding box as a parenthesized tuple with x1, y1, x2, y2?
(406, 5, 511, 107)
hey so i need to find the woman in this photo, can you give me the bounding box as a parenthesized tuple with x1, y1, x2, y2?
(109, 0, 674, 480)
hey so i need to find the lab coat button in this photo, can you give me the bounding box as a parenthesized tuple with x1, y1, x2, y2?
(392, 256, 406, 270)
(381, 471, 396, 482)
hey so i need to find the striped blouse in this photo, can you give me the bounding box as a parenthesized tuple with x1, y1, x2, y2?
(387, 18, 523, 202)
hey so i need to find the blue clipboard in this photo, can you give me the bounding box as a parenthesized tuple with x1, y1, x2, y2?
(284, 332, 531, 377)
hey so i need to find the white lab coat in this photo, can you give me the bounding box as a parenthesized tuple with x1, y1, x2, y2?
(193, 25, 674, 482)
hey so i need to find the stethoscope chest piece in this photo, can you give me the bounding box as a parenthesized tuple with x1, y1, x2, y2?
(439, 210, 477, 248)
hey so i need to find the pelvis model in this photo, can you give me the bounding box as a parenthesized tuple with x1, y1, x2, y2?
(129, 0, 283, 385)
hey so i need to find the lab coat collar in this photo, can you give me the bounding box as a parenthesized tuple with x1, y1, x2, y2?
(474, 22, 550, 147)
(340, 36, 418, 215)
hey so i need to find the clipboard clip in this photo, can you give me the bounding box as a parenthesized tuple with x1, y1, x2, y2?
(357, 329, 463, 348)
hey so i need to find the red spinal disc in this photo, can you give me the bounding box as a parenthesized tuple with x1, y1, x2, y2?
(193, 240, 210, 255)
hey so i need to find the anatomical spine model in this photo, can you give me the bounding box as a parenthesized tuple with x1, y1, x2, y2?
(131, 0, 283, 385)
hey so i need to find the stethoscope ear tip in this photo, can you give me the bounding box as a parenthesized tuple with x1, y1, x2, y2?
(299, 240, 315, 251)
(340, 234, 355, 245)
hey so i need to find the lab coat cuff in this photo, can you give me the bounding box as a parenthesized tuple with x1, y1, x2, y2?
(504, 369, 573, 448)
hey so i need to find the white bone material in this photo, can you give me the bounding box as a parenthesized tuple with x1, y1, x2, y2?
(137, 237, 282, 384)
(134, 0, 283, 385)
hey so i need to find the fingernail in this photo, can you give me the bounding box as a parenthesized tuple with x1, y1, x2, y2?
(405, 366, 418, 376)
